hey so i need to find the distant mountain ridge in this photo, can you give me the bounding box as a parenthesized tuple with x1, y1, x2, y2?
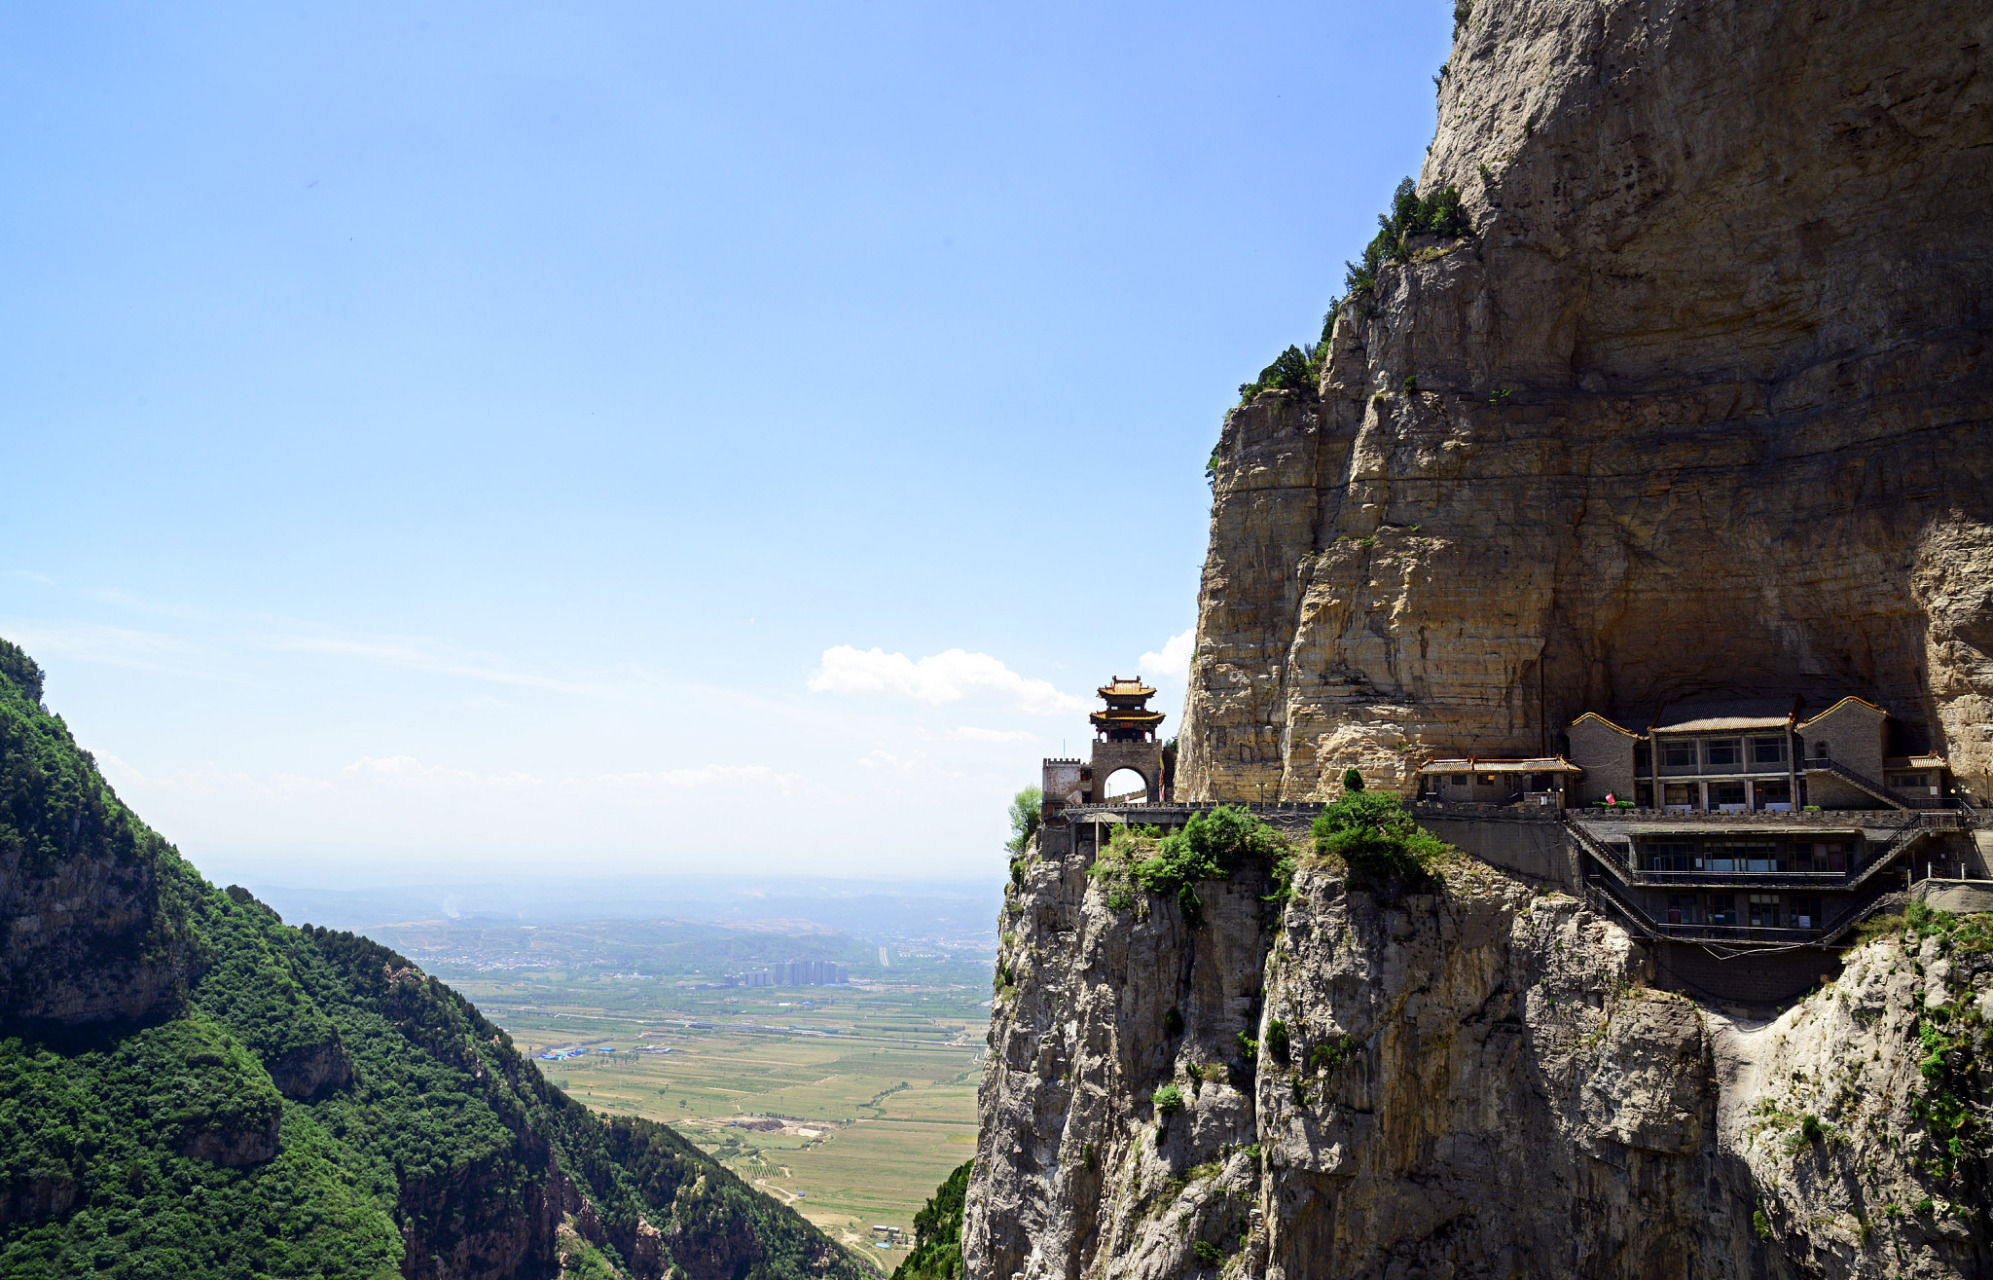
(0, 637, 863, 1280)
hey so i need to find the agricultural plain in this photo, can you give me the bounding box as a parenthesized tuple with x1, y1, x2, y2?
(359, 917, 992, 1266)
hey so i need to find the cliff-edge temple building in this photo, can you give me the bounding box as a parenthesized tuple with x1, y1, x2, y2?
(1041, 676, 1167, 815)
(1033, 681, 1985, 1010)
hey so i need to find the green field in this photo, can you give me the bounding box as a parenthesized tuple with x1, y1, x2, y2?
(439, 968, 986, 1265)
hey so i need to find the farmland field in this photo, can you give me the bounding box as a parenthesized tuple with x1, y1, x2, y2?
(361, 918, 992, 1267)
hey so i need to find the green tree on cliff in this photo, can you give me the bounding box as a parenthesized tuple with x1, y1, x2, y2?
(1342, 767, 1365, 793)
(889, 1162, 971, 1280)
(1006, 787, 1042, 854)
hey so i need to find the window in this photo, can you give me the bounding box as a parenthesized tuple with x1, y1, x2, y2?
(1646, 841, 1696, 872)
(1814, 741, 1830, 759)
(1662, 741, 1696, 768)
(1663, 783, 1697, 808)
(1748, 895, 1782, 928)
(1706, 738, 1742, 766)
(1751, 736, 1786, 764)
(1449, 775, 1467, 786)
(1706, 840, 1775, 873)
(1633, 744, 1651, 770)
(1789, 895, 1822, 929)
(1706, 894, 1737, 927)
(1887, 773, 1926, 789)
(1754, 779, 1792, 809)
(1709, 781, 1747, 809)
(1667, 893, 1702, 925)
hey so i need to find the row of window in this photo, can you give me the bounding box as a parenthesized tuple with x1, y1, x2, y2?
(1637, 735, 1792, 770)
(1434, 773, 1561, 789)
(1641, 839, 1853, 874)
(1664, 892, 1826, 929)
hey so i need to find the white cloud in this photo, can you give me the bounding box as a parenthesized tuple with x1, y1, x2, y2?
(950, 726, 1036, 744)
(808, 645, 1087, 716)
(1139, 628, 1196, 685)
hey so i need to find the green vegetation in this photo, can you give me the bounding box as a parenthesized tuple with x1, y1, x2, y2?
(1192, 1240, 1225, 1266)
(1308, 1033, 1358, 1074)
(0, 641, 861, 1280)
(1088, 806, 1289, 926)
(1343, 178, 1472, 297)
(389, 952, 986, 1251)
(1152, 1085, 1184, 1117)
(1342, 767, 1365, 793)
(1857, 904, 1991, 1186)
(1264, 1019, 1290, 1065)
(887, 1162, 969, 1280)
(1236, 326, 1326, 404)
(1005, 788, 1042, 856)
(1310, 791, 1449, 883)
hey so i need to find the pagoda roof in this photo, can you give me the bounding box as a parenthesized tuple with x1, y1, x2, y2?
(1091, 709, 1165, 726)
(1097, 676, 1156, 699)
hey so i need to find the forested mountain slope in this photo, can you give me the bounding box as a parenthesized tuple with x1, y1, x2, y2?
(0, 638, 862, 1280)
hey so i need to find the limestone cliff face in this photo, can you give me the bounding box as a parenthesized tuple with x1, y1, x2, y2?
(965, 842, 1993, 1280)
(1178, 0, 1993, 802)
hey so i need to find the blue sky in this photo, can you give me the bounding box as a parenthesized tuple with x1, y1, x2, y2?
(0, 1, 1454, 885)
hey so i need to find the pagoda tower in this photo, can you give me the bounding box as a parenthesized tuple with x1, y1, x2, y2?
(1087, 676, 1165, 804)
(1090, 676, 1165, 742)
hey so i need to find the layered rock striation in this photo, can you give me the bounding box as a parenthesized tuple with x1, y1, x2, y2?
(1178, 0, 1993, 802)
(966, 835, 1992, 1279)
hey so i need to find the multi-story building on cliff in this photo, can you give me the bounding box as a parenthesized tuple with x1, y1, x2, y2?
(1566, 696, 1955, 813)
(1406, 693, 1978, 996)
(1418, 695, 1959, 814)
(1046, 679, 1986, 1006)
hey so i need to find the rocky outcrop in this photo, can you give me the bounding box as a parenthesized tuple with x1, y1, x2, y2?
(965, 838, 1992, 1279)
(0, 651, 189, 1025)
(266, 1038, 353, 1099)
(180, 1110, 283, 1168)
(400, 1158, 566, 1280)
(1178, 0, 1993, 802)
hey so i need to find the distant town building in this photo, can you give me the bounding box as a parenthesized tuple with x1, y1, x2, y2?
(723, 960, 848, 987)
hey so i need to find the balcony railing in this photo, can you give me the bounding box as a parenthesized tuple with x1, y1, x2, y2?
(1569, 814, 1935, 892)
(1583, 874, 1903, 948)
(1627, 868, 1852, 886)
